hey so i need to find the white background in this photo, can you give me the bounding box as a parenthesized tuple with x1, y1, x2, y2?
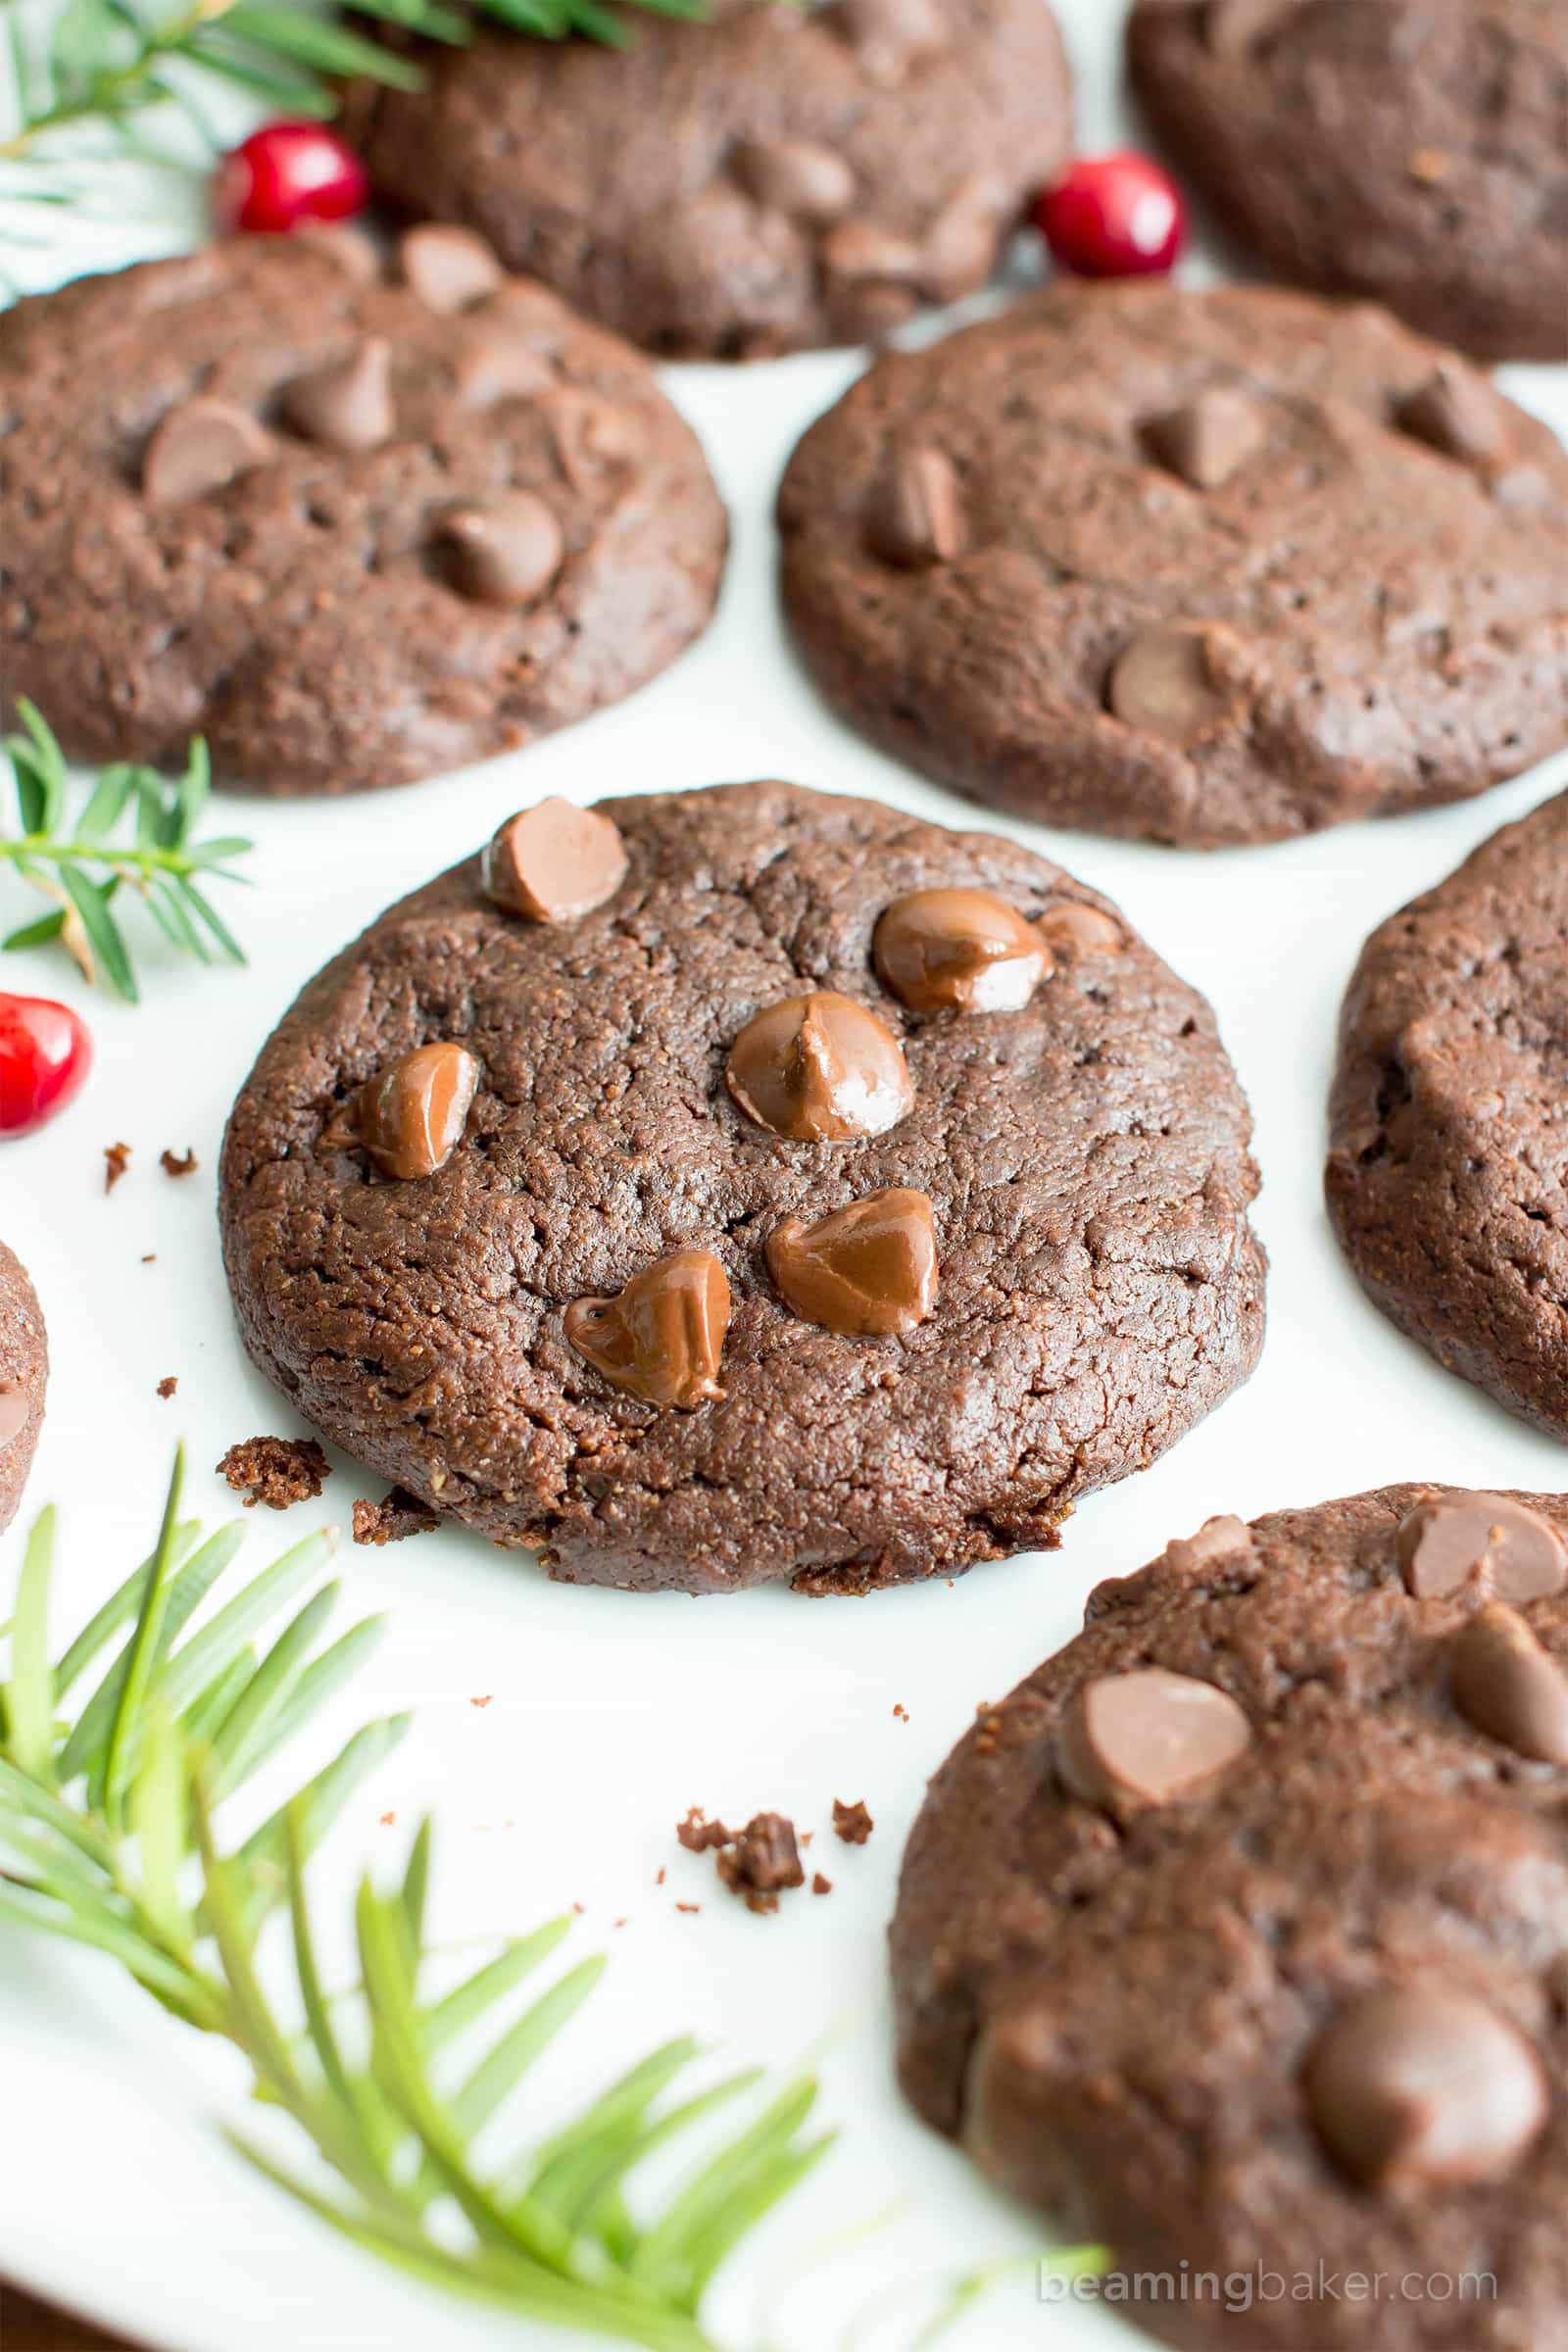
(3, 3, 1568, 2347)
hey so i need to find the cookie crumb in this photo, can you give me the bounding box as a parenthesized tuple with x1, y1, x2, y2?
(715, 1813, 805, 1916)
(656, 1866, 666, 1886)
(572, 1901, 585, 1915)
(676, 1901, 701, 1915)
(160, 1147, 198, 1178)
(104, 1141, 130, 1193)
(156, 1376, 178, 1400)
(353, 1487, 439, 1545)
(811, 1873, 832, 1895)
(141, 1253, 156, 1264)
(833, 1797, 874, 1845)
(470, 1694, 493, 1709)
(379, 1811, 396, 1827)
(613, 1917, 627, 1929)
(676, 1805, 732, 1853)
(893, 1702, 909, 1722)
(218, 1434, 330, 1510)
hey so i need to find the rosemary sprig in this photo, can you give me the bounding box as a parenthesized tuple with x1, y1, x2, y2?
(1, 700, 252, 1002)
(0, 1449, 833, 2352)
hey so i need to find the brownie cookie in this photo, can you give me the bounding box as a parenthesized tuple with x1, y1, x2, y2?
(0, 1242, 47, 1537)
(1129, 1, 1568, 363)
(777, 278, 1568, 848)
(341, 0, 1072, 358)
(0, 232, 725, 795)
(1329, 790, 1568, 1439)
(893, 1484, 1568, 2350)
(219, 781, 1263, 1593)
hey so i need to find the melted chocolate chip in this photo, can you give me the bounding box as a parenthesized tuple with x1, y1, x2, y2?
(725, 991, 914, 1143)
(1108, 627, 1236, 745)
(1037, 903, 1124, 957)
(1396, 1493, 1567, 1601)
(766, 1187, 938, 1337)
(1056, 1669, 1251, 1820)
(358, 1042, 479, 1180)
(0, 1383, 29, 1448)
(1145, 388, 1264, 489)
(734, 138, 856, 223)
(141, 398, 272, 509)
(865, 447, 965, 567)
(1303, 1987, 1547, 2189)
(439, 492, 563, 608)
(565, 1247, 730, 1409)
(1397, 363, 1510, 468)
(283, 339, 394, 454)
(400, 223, 505, 313)
(874, 888, 1048, 1013)
(1161, 1512, 1253, 1576)
(482, 799, 627, 924)
(455, 331, 553, 408)
(1450, 1604, 1568, 1765)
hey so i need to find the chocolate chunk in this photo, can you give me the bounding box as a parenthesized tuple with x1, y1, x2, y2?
(1161, 1512, 1252, 1576)
(865, 446, 965, 568)
(0, 1384, 29, 1447)
(1303, 1987, 1547, 2189)
(1056, 1668, 1251, 1819)
(1396, 1493, 1568, 1601)
(564, 1247, 730, 1409)
(1396, 363, 1510, 468)
(455, 331, 553, 407)
(1108, 626, 1237, 746)
(874, 887, 1048, 1012)
(833, 1797, 874, 1844)
(726, 990, 914, 1143)
(1450, 1604, 1568, 1765)
(831, 0, 947, 82)
(1037, 903, 1124, 956)
(544, 387, 641, 489)
(283, 338, 394, 454)
(141, 397, 272, 509)
(1145, 388, 1264, 489)
(482, 798, 627, 923)
(767, 1187, 938, 1337)
(352, 1488, 439, 1545)
(357, 1042, 480, 1181)
(438, 491, 563, 608)
(715, 1812, 805, 1913)
(400, 223, 504, 313)
(734, 138, 856, 223)
(218, 1434, 330, 1511)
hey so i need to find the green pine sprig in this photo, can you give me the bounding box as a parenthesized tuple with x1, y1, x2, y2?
(0, 1448, 834, 2352)
(1, 699, 252, 1002)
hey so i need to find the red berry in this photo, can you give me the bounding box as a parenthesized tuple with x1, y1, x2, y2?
(0, 993, 92, 1139)
(1033, 152, 1187, 280)
(213, 121, 368, 237)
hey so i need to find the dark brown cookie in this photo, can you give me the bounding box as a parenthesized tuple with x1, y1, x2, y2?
(1129, 1, 1568, 363)
(0, 232, 726, 795)
(0, 1241, 47, 1536)
(776, 278, 1568, 848)
(219, 780, 1264, 1593)
(1329, 789, 1568, 1437)
(893, 1484, 1568, 2350)
(341, 0, 1072, 358)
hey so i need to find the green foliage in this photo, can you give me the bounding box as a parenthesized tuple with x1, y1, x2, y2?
(1, 700, 252, 1001)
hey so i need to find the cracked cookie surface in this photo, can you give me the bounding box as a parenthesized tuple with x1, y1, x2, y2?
(0, 1241, 47, 1538)
(776, 278, 1568, 847)
(342, 0, 1072, 358)
(218, 780, 1263, 1593)
(1329, 790, 1568, 1437)
(0, 234, 726, 795)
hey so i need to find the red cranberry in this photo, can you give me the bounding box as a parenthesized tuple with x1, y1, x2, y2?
(213, 122, 368, 237)
(0, 993, 92, 1139)
(1033, 152, 1187, 280)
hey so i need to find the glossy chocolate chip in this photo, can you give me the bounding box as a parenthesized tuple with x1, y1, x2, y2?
(1108, 627, 1235, 746)
(283, 339, 394, 454)
(1396, 1493, 1567, 1601)
(1056, 1669, 1251, 1820)
(865, 447, 965, 567)
(874, 889, 1048, 1013)
(1450, 1604, 1568, 1764)
(439, 492, 563, 608)
(0, 1383, 29, 1448)
(1303, 1987, 1547, 2189)
(565, 1247, 730, 1409)
(358, 1042, 479, 1180)
(734, 138, 855, 223)
(766, 1187, 937, 1337)
(400, 224, 504, 314)
(545, 388, 641, 490)
(1146, 389, 1264, 489)
(455, 332, 553, 407)
(1397, 363, 1509, 468)
(725, 991, 914, 1143)
(141, 398, 272, 509)
(482, 799, 627, 924)
(1037, 902, 1124, 956)
(1162, 1512, 1252, 1576)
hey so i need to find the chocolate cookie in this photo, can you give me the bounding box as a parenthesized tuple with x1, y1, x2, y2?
(1329, 789, 1568, 1438)
(1129, 1, 1568, 363)
(0, 231, 725, 795)
(219, 781, 1264, 1593)
(776, 278, 1568, 848)
(0, 1242, 47, 1537)
(893, 1484, 1568, 2350)
(341, 0, 1072, 358)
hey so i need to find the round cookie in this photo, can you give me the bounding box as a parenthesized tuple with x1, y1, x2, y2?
(776, 278, 1568, 848)
(0, 1242, 47, 1537)
(219, 780, 1264, 1594)
(340, 0, 1073, 359)
(893, 1484, 1568, 2350)
(1329, 789, 1568, 1438)
(1128, 1, 1568, 364)
(0, 232, 726, 796)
